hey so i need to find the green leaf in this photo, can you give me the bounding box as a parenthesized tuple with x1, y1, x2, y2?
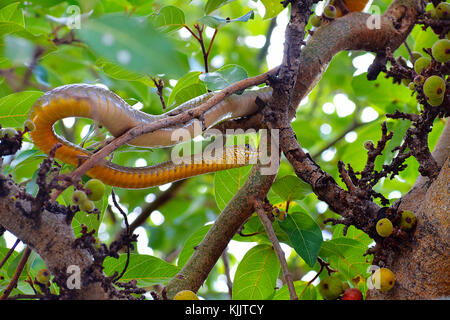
(168, 71, 204, 106)
(278, 211, 323, 267)
(170, 83, 207, 108)
(76, 14, 186, 78)
(332, 225, 373, 248)
(198, 15, 225, 28)
(0, 2, 24, 26)
(10, 149, 40, 168)
(214, 165, 251, 211)
(0, 247, 19, 274)
(231, 10, 255, 23)
(204, 0, 236, 14)
(232, 244, 280, 300)
(319, 238, 371, 279)
(0, 91, 43, 128)
(413, 26, 438, 53)
(103, 253, 180, 286)
(272, 280, 317, 300)
(177, 224, 211, 267)
(96, 58, 154, 86)
(271, 175, 312, 202)
(351, 73, 412, 111)
(261, 0, 285, 19)
(200, 64, 248, 92)
(152, 6, 185, 33)
(0, 21, 55, 47)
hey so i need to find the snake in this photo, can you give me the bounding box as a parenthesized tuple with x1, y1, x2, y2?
(28, 84, 273, 188)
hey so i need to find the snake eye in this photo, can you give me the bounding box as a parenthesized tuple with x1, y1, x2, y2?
(244, 143, 251, 149)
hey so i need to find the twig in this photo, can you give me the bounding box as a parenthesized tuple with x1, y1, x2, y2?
(298, 257, 335, 298)
(337, 160, 358, 194)
(182, 24, 201, 42)
(194, 24, 209, 73)
(206, 28, 219, 58)
(110, 189, 131, 283)
(0, 246, 32, 300)
(255, 199, 297, 300)
(152, 78, 167, 109)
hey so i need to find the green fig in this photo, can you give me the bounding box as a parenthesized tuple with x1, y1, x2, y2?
(84, 179, 105, 201)
(399, 210, 417, 230)
(414, 57, 431, 74)
(35, 268, 51, 285)
(323, 5, 337, 19)
(372, 268, 395, 292)
(318, 277, 344, 300)
(72, 190, 87, 204)
(423, 75, 446, 100)
(80, 199, 95, 212)
(376, 218, 393, 237)
(436, 2, 450, 20)
(431, 39, 450, 63)
(310, 14, 322, 27)
(173, 290, 199, 300)
(24, 119, 36, 131)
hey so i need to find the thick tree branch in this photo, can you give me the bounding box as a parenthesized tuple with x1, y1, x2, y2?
(164, 161, 279, 298)
(0, 173, 113, 299)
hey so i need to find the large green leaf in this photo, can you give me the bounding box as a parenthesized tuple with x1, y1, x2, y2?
(103, 253, 180, 286)
(271, 175, 312, 202)
(0, 2, 24, 26)
(232, 244, 280, 300)
(76, 14, 187, 78)
(170, 83, 207, 108)
(152, 6, 185, 33)
(177, 224, 211, 267)
(96, 58, 154, 86)
(200, 64, 248, 92)
(214, 165, 251, 211)
(278, 211, 323, 267)
(0, 91, 43, 127)
(168, 71, 205, 107)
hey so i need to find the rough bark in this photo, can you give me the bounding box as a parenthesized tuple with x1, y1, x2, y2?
(0, 174, 111, 299)
(367, 122, 449, 299)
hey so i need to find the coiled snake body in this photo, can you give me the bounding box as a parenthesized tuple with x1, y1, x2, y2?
(28, 84, 272, 188)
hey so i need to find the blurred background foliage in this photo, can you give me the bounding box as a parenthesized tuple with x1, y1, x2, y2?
(0, 0, 445, 300)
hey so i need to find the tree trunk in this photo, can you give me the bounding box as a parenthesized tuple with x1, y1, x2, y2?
(367, 123, 449, 299)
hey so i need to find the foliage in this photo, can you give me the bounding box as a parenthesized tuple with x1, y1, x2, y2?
(0, 0, 446, 300)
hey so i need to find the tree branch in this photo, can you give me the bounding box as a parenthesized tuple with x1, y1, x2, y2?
(164, 162, 279, 298)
